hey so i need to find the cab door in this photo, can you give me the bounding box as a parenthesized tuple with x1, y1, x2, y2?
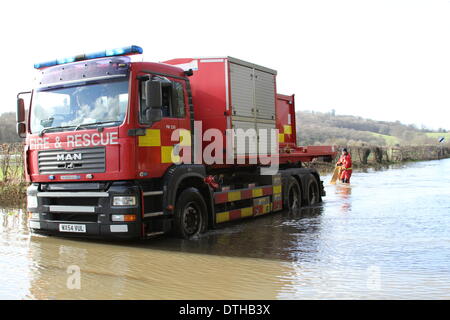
(136, 74, 190, 178)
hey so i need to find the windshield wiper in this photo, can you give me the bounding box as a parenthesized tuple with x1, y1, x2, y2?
(74, 120, 121, 131)
(39, 125, 76, 137)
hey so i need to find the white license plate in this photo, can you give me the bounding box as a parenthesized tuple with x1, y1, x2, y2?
(59, 224, 86, 233)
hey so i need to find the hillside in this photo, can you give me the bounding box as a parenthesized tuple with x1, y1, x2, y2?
(296, 110, 449, 146)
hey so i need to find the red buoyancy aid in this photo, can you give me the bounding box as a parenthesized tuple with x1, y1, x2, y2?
(342, 154, 352, 170)
(337, 154, 352, 170)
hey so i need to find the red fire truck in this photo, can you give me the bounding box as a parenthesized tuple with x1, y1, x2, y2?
(17, 45, 336, 239)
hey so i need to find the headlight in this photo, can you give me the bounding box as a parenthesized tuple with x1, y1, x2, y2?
(113, 196, 136, 206)
(27, 195, 38, 209)
(30, 212, 40, 220)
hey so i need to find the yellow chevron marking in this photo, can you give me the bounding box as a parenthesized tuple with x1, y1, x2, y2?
(284, 125, 292, 135)
(139, 129, 161, 147)
(273, 185, 282, 194)
(252, 188, 263, 198)
(216, 211, 229, 223)
(262, 203, 272, 214)
(241, 207, 253, 218)
(228, 191, 241, 202)
(161, 146, 180, 163)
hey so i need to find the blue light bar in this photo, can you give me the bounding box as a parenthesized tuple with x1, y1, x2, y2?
(34, 45, 143, 69)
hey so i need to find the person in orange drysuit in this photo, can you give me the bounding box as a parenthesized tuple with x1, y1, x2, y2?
(336, 148, 352, 184)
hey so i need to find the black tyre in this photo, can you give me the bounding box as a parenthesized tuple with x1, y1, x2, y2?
(284, 176, 301, 212)
(173, 188, 208, 239)
(305, 174, 321, 205)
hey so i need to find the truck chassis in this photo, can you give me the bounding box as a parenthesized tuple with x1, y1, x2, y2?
(27, 165, 325, 239)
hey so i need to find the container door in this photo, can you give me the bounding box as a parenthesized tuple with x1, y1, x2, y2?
(230, 63, 255, 119)
(254, 70, 276, 121)
(232, 120, 258, 156)
(257, 122, 277, 156)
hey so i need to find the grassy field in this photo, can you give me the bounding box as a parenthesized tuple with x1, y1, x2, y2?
(425, 132, 450, 142)
(367, 132, 448, 146)
(367, 132, 401, 145)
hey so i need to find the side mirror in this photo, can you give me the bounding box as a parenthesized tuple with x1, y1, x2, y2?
(17, 122, 26, 138)
(16, 93, 30, 138)
(145, 80, 162, 109)
(145, 108, 163, 123)
(142, 80, 163, 124)
(17, 98, 25, 123)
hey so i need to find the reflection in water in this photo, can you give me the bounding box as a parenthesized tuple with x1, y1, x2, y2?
(26, 235, 294, 299)
(0, 209, 31, 299)
(1, 159, 450, 299)
(335, 185, 352, 213)
(144, 206, 324, 262)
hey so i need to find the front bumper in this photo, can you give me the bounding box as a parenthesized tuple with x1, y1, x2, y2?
(26, 181, 143, 239)
(28, 220, 141, 239)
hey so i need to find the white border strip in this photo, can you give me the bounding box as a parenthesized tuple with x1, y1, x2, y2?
(37, 192, 109, 198)
(49, 205, 95, 213)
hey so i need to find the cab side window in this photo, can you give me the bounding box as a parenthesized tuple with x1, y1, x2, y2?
(140, 76, 186, 121)
(139, 77, 186, 123)
(160, 81, 185, 118)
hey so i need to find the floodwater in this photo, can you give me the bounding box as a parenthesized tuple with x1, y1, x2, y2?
(1, 159, 449, 299)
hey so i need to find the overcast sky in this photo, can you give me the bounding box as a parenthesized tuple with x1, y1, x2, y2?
(1, 0, 449, 130)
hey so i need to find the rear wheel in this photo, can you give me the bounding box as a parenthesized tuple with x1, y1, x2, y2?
(173, 188, 207, 239)
(285, 176, 301, 212)
(306, 174, 321, 205)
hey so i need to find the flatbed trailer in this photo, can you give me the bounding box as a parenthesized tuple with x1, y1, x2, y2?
(17, 46, 336, 239)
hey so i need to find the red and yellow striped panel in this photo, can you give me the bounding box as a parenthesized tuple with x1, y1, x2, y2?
(214, 185, 280, 204)
(214, 179, 283, 223)
(138, 128, 190, 164)
(278, 125, 292, 143)
(216, 203, 274, 224)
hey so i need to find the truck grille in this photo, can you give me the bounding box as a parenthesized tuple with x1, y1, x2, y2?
(50, 212, 98, 223)
(38, 147, 106, 174)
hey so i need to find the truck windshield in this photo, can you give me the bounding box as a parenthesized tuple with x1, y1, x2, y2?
(30, 79, 129, 134)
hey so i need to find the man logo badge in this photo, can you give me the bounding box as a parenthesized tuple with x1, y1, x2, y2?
(57, 153, 82, 161)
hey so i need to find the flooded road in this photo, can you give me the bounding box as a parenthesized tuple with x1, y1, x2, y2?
(1, 159, 450, 299)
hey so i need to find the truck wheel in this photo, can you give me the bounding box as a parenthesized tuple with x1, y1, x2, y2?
(306, 174, 321, 205)
(285, 176, 301, 212)
(173, 187, 207, 239)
